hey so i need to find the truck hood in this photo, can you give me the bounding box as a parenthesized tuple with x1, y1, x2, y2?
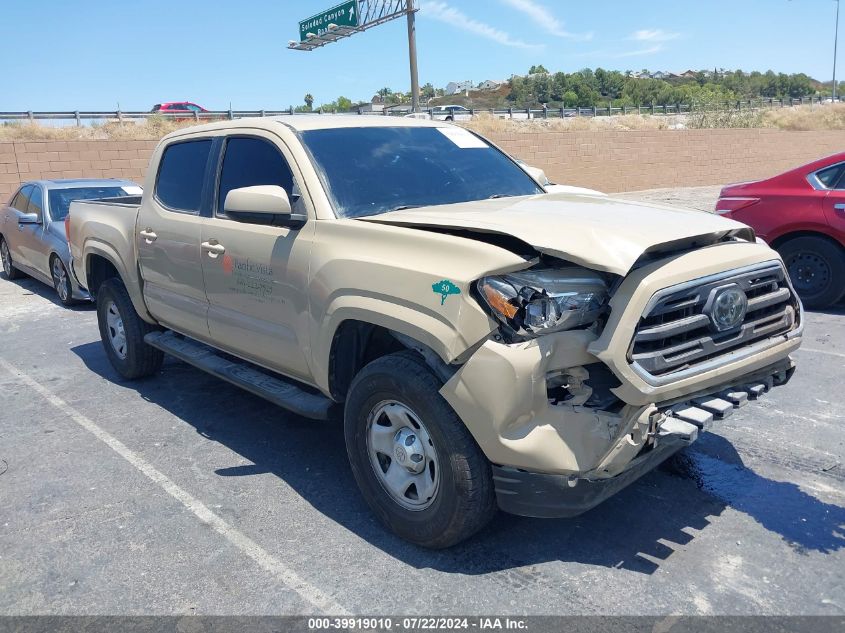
(359, 193, 754, 276)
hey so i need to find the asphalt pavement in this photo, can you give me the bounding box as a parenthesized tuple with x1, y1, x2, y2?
(0, 230, 843, 616)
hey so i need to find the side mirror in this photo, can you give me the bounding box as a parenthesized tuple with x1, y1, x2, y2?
(17, 212, 41, 225)
(518, 163, 552, 187)
(223, 185, 306, 228)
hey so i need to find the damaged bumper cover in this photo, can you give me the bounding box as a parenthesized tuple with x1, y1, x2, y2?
(492, 358, 794, 518)
(439, 243, 802, 518)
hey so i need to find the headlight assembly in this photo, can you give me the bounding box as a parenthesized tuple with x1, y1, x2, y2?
(477, 267, 609, 338)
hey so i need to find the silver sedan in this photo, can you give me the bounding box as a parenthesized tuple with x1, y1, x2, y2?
(0, 179, 141, 305)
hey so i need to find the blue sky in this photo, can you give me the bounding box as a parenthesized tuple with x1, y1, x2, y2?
(1, 0, 841, 110)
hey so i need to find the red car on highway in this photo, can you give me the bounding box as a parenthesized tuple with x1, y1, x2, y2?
(716, 152, 845, 308)
(150, 102, 207, 114)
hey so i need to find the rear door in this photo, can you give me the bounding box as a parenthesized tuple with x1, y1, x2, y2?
(137, 138, 213, 339)
(200, 132, 314, 382)
(823, 166, 845, 244)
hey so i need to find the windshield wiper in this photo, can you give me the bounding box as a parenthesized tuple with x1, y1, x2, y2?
(488, 194, 511, 199)
(388, 205, 421, 212)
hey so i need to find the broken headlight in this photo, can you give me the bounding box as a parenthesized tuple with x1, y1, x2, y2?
(478, 267, 609, 338)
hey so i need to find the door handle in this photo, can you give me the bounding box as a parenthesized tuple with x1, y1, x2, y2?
(139, 228, 158, 243)
(833, 203, 845, 211)
(201, 240, 225, 257)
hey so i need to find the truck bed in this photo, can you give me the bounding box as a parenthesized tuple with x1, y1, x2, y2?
(67, 196, 142, 294)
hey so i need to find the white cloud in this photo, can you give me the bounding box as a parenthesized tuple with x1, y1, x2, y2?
(614, 44, 665, 58)
(630, 29, 680, 42)
(500, 0, 593, 40)
(574, 44, 665, 59)
(420, 1, 541, 49)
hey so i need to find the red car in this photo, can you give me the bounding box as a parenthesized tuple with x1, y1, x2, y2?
(150, 102, 207, 114)
(716, 152, 845, 308)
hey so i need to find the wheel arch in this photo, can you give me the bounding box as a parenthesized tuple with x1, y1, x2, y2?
(770, 229, 845, 252)
(84, 245, 155, 323)
(325, 317, 460, 402)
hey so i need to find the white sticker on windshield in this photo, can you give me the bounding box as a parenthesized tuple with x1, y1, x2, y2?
(121, 185, 143, 195)
(436, 127, 488, 149)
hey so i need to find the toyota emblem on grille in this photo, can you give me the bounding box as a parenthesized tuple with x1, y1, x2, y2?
(709, 285, 748, 331)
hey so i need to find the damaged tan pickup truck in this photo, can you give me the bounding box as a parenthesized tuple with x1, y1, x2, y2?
(68, 117, 803, 548)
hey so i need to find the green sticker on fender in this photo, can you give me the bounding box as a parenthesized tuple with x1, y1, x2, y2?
(433, 279, 461, 305)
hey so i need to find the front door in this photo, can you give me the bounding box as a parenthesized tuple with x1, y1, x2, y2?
(200, 133, 314, 383)
(17, 184, 51, 277)
(137, 138, 213, 339)
(6, 185, 37, 270)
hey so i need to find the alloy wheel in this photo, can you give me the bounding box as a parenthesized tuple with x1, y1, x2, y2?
(52, 258, 69, 301)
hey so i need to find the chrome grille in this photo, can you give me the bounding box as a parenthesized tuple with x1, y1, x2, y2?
(630, 262, 800, 379)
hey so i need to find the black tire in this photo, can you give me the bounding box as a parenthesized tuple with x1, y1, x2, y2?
(0, 237, 24, 280)
(96, 278, 163, 379)
(50, 255, 78, 307)
(344, 350, 496, 548)
(777, 236, 845, 309)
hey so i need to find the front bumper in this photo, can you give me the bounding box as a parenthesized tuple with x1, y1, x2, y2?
(494, 436, 687, 518)
(492, 358, 794, 518)
(440, 242, 801, 482)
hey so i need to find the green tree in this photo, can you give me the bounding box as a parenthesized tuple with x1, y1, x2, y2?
(304, 93, 314, 111)
(563, 91, 579, 107)
(336, 96, 353, 111)
(421, 82, 436, 99)
(528, 64, 548, 75)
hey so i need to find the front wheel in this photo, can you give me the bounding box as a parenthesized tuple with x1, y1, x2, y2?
(96, 278, 163, 379)
(344, 350, 496, 548)
(778, 236, 845, 309)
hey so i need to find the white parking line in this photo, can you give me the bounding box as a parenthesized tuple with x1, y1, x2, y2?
(796, 347, 845, 359)
(0, 357, 349, 616)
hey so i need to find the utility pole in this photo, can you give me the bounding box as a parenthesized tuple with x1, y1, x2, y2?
(835, 0, 841, 100)
(407, 0, 420, 112)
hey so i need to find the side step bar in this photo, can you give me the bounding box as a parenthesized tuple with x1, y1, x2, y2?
(144, 331, 333, 420)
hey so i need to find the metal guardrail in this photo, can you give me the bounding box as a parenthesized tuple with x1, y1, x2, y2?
(0, 96, 842, 125)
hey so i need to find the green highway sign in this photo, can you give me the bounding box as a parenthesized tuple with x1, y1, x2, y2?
(299, 0, 360, 41)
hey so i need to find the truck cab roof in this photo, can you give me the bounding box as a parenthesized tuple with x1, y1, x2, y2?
(161, 114, 449, 141)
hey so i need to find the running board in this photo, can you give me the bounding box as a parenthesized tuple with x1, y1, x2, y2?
(144, 331, 333, 420)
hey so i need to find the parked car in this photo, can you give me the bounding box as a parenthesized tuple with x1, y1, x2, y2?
(516, 160, 606, 196)
(431, 105, 472, 121)
(69, 117, 801, 548)
(151, 102, 208, 114)
(0, 179, 141, 305)
(716, 153, 845, 308)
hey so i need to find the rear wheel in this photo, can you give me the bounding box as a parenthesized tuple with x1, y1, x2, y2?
(344, 350, 496, 548)
(0, 238, 23, 280)
(777, 236, 845, 309)
(51, 255, 77, 306)
(96, 278, 163, 379)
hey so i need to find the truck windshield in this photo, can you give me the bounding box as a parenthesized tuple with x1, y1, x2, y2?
(300, 126, 543, 218)
(48, 187, 132, 221)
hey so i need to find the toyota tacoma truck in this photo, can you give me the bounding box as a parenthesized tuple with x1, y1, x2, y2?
(68, 116, 803, 548)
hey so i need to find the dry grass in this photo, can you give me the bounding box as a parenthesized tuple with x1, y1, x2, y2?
(0, 116, 200, 141)
(762, 103, 845, 130)
(460, 111, 679, 135)
(3, 105, 845, 141)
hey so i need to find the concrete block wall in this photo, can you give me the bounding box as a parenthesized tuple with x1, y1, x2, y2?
(489, 129, 845, 192)
(2, 131, 844, 201)
(0, 140, 158, 200)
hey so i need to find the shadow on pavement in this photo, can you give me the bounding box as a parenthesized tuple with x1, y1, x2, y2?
(3, 273, 95, 311)
(71, 340, 844, 576)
